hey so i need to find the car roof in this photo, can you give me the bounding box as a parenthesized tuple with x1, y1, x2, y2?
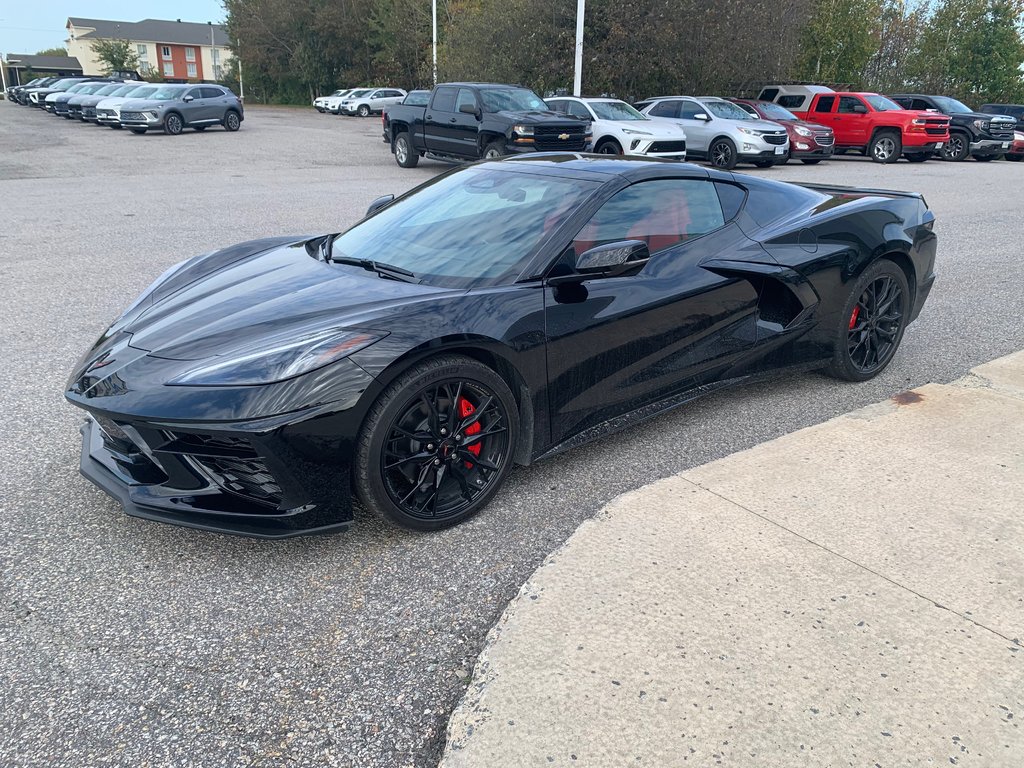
(496, 153, 725, 183)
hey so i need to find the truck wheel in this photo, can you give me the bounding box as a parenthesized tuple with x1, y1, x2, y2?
(483, 140, 506, 160)
(940, 133, 969, 161)
(869, 130, 901, 164)
(394, 132, 419, 168)
(358, 104, 370, 117)
(709, 138, 738, 170)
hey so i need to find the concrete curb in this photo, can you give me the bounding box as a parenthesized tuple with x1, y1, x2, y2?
(440, 352, 1024, 767)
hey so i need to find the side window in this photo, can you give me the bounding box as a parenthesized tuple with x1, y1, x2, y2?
(838, 96, 864, 114)
(568, 101, 591, 119)
(760, 88, 779, 101)
(185, 87, 204, 101)
(431, 87, 457, 112)
(911, 98, 930, 111)
(678, 101, 705, 119)
(648, 101, 678, 118)
(546, 100, 568, 113)
(200, 87, 224, 99)
(714, 182, 746, 221)
(736, 102, 757, 116)
(573, 179, 726, 257)
(455, 88, 477, 112)
(813, 96, 836, 113)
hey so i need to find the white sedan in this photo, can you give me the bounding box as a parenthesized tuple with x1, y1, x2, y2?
(545, 96, 688, 159)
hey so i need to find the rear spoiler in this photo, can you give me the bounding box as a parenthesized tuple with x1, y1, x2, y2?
(795, 181, 927, 206)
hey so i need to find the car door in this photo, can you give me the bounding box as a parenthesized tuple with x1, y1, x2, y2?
(424, 86, 461, 155)
(543, 176, 760, 444)
(200, 86, 230, 121)
(836, 95, 870, 145)
(182, 86, 209, 123)
(675, 99, 714, 155)
(809, 95, 840, 141)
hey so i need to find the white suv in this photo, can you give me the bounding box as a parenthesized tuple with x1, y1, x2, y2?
(341, 88, 407, 117)
(545, 97, 687, 159)
(636, 96, 790, 169)
(314, 89, 353, 114)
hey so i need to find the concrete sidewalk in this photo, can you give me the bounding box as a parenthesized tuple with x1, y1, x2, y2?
(441, 353, 1024, 767)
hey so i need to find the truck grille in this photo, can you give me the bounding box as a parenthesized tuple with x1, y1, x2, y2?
(648, 140, 687, 153)
(989, 120, 1015, 140)
(764, 133, 788, 145)
(121, 111, 145, 121)
(165, 431, 283, 508)
(534, 125, 588, 151)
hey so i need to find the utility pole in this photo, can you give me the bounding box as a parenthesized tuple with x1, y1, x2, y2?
(432, 0, 438, 86)
(1, 54, 8, 95)
(573, 0, 585, 96)
(237, 37, 245, 101)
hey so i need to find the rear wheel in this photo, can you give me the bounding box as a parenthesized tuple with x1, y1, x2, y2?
(869, 130, 901, 164)
(825, 260, 910, 382)
(709, 138, 738, 170)
(394, 131, 419, 168)
(354, 355, 519, 531)
(595, 138, 622, 155)
(224, 110, 241, 132)
(940, 132, 969, 161)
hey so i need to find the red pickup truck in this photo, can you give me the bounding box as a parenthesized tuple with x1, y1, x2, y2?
(791, 91, 950, 163)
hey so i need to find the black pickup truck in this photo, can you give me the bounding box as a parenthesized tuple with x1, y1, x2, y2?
(889, 93, 1017, 161)
(384, 82, 591, 167)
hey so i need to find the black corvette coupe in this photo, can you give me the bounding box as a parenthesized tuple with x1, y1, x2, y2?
(67, 155, 936, 537)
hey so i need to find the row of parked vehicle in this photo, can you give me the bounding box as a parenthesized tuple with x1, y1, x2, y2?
(313, 87, 409, 116)
(375, 81, 1024, 170)
(6, 75, 244, 135)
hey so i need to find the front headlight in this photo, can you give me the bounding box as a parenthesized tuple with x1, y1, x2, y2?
(794, 125, 813, 137)
(622, 128, 652, 136)
(737, 126, 759, 136)
(973, 119, 990, 130)
(512, 124, 534, 136)
(167, 328, 386, 386)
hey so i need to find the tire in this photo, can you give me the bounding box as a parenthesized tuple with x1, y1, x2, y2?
(394, 131, 419, 168)
(940, 132, 969, 161)
(358, 104, 370, 117)
(869, 130, 901, 164)
(824, 259, 910, 382)
(906, 152, 931, 163)
(130, 128, 147, 134)
(354, 355, 520, 531)
(973, 153, 996, 162)
(801, 158, 822, 165)
(164, 113, 183, 135)
(224, 110, 241, 132)
(482, 139, 506, 160)
(709, 138, 738, 170)
(595, 138, 622, 155)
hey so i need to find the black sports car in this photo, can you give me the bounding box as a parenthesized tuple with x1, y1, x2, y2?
(66, 155, 937, 537)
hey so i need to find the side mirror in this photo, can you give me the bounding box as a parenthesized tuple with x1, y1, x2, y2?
(459, 103, 481, 119)
(852, 104, 867, 114)
(694, 112, 711, 121)
(550, 240, 650, 284)
(183, 95, 194, 102)
(365, 194, 395, 217)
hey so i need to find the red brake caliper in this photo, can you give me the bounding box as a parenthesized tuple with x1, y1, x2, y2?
(848, 305, 860, 330)
(458, 397, 482, 467)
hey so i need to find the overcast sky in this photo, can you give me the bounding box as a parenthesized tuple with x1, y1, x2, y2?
(1, 1, 225, 57)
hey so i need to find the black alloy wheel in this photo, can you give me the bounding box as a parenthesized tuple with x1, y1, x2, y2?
(165, 113, 184, 135)
(941, 133, 969, 161)
(224, 111, 241, 132)
(826, 260, 909, 381)
(709, 138, 737, 170)
(595, 139, 622, 155)
(355, 356, 519, 530)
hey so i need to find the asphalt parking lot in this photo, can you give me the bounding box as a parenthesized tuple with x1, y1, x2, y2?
(1, 103, 1022, 768)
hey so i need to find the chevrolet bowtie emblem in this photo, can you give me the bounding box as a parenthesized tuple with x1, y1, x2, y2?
(559, 133, 570, 140)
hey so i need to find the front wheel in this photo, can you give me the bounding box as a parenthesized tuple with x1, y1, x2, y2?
(482, 140, 506, 160)
(394, 131, 419, 168)
(595, 138, 622, 155)
(354, 355, 520, 531)
(358, 104, 370, 117)
(825, 260, 910, 382)
(869, 130, 901, 164)
(708, 138, 738, 170)
(164, 113, 183, 135)
(940, 133, 969, 161)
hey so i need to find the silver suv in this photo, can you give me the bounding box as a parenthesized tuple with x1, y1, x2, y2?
(636, 96, 790, 169)
(119, 84, 244, 135)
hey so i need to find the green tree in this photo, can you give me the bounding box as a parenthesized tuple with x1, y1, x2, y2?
(90, 39, 140, 73)
(796, 0, 882, 87)
(36, 46, 68, 56)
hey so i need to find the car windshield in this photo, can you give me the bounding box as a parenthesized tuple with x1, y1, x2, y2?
(147, 86, 187, 100)
(754, 101, 798, 121)
(331, 90, 347, 96)
(64, 83, 90, 93)
(865, 94, 902, 111)
(931, 96, 971, 113)
(330, 167, 599, 288)
(590, 100, 646, 121)
(78, 84, 105, 94)
(110, 84, 139, 96)
(50, 79, 80, 90)
(703, 100, 753, 120)
(479, 87, 548, 113)
(95, 84, 122, 95)
(348, 89, 372, 98)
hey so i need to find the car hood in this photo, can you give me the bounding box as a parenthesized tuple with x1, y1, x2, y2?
(785, 118, 830, 132)
(736, 118, 788, 133)
(946, 110, 1016, 122)
(491, 109, 588, 126)
(120, 98, 176, 110)
(596, 118, 684, 139)
(96, 96, 132, 108)
(79, 94, 110, 107)
(123, 239, 460, 361)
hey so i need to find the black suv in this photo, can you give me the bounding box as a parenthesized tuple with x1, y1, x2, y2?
(890, 94, 1016, 161)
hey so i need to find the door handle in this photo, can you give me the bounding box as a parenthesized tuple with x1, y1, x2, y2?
(449, 117, 457, 123)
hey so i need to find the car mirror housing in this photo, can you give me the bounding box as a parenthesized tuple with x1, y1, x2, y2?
(459, 103, 481, 119)
(549, 240, 650, 285)
(183, 95, 194, 103)
(853, 104, 867, 114)
(695, 112, 711, 121)
(365, 194, 395, 217)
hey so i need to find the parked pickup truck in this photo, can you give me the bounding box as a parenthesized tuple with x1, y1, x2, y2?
(889, 94, 1016, 162)
(384, 82, 591, 168)
(766, 87, 950, 163)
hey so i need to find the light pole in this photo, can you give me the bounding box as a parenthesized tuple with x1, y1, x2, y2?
(573, 0, 585, 96)
(237, 37, 245, 101)
(1, 54, 8, 94)
(207, 21, 215, 81)
(432, 0, 437, 86)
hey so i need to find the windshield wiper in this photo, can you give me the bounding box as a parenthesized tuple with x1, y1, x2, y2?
(318, 234, 335, 262)
(330, 255, 420, 283)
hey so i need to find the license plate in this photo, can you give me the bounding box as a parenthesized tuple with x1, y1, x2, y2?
(1003, 142, 1010, 149)
(934, 142, 943, 149)
(774, 146, 785, 155)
